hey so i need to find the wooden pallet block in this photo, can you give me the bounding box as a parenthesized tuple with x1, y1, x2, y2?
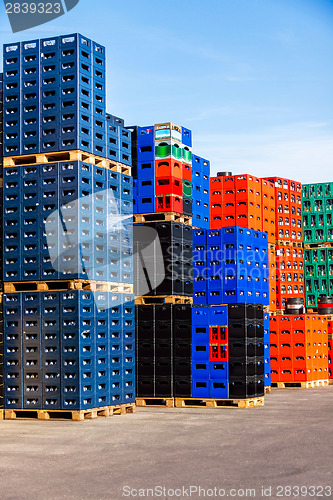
(133, 212, 192, 226)
(136, 397, 175, 408)
(4, 403, 136, 421)
(265, 386, 272, 395)
(3, 150, 131, 176)
(174, 397, 264, 409)
(3, 280, 133, 294)
(0, 410, 4, 420)
(135, 295, 193, 305)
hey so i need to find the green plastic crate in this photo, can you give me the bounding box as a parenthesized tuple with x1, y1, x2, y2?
(155, 143, 171, 158)
(316, 263, 327, 277)
(303, 228, 314, 243)
(182, 148, 192, 163)
(182, 180, 192, 197)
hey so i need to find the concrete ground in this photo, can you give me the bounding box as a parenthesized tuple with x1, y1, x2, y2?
(0, 388, 332, 500)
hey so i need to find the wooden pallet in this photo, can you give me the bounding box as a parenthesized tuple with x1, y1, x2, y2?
(3, 150, 131, 176)
(268, 243, 276, 250)
(269, 309, 284, 316)
(135, 295, 193, 305)
(263, 305, 270, 313)
(136, 397, 175, 408)
(133, 212, 192, 226)
(272, 379, 329, 389)
(265, 386, 272, 395)
(4, 280, 133, 294)
(174, 397, 264, 409)
(4, 403, 136, 421)
(305, 310, 333, 320)
(304, 242, 333, 249)
(276, 240, 303, 248)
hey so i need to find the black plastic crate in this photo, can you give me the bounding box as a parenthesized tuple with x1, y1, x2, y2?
(173, 377, 191, 397)
(228, 303, 256, 320)
(155, 377, 172, 398)
(155, 358, 172, 378)
(136, 305, 155, 323)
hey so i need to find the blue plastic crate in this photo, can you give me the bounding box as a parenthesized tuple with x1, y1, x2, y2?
(208, 289, 223, 305)
(209, 362, 229, 380)
(209, 306, 228, 326)
(193, 290, 208, 305)
(209, 380, 229, 398)
(192, 361, 209, 379)
(192, 379, 209, 398)
(192, 340, 210, 362)
(192, 306, 209, 326)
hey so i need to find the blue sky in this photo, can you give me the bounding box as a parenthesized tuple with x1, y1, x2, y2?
(1, 0, 332, 183)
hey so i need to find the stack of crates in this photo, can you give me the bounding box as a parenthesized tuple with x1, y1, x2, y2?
(131, 122, 210, 220)
(275, 245, 304, 309)
(191, 154, 210, 229)
(193, 227, 269, 306)
(302, 183, 333, 244)
(264, 177, 304, 311)
(270, 314, 329, 384)
(191, 303, 265, 399)
(210, 174, 276, 311)
(2, 33, 135, 415)
(134, 221, 192, 297)
(328, 321, 332, 381)
(2, 35, 131, 166)
(210, 174, 276, 239)
(136, 304, 192, 398)
(191, 305, 229, 398)
(303, 183, 333, 308)
(131, 121, 214, 401)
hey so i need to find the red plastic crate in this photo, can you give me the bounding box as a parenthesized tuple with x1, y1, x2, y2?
(155, 176, 183, 196)
(155, 159, 182, 178)
(156, 194, 182, 213)
(182, 163, 192, 181)
(210, 344, 229, 362)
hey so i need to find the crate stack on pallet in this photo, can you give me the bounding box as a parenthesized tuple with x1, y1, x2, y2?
(302, 182, 333, 309)
(132, 122, 208, 405)
(270, 313, 329, 387)
(264, 177, 304, 312)
(208, 172, 274, 396)
(210, 173, 276, 312)
(191, 226, 270, 400)
(262, 176, 329, 388)
(328, 321, 333, 382)
(1, 33, 135, 420)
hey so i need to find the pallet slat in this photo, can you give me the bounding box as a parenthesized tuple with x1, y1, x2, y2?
(276, 240, 303, 247)
(174, 397, 264, 408)
(272, 380, 329, 389)
(133, 212, 192, 226)
(304, 242, 333, 249)
(4, 403, 136, 421)
(136, 397, 175, 408)
(4, 280, 133, 294)
(3, 150, 131, 176)
(135, 295, 193, 305)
